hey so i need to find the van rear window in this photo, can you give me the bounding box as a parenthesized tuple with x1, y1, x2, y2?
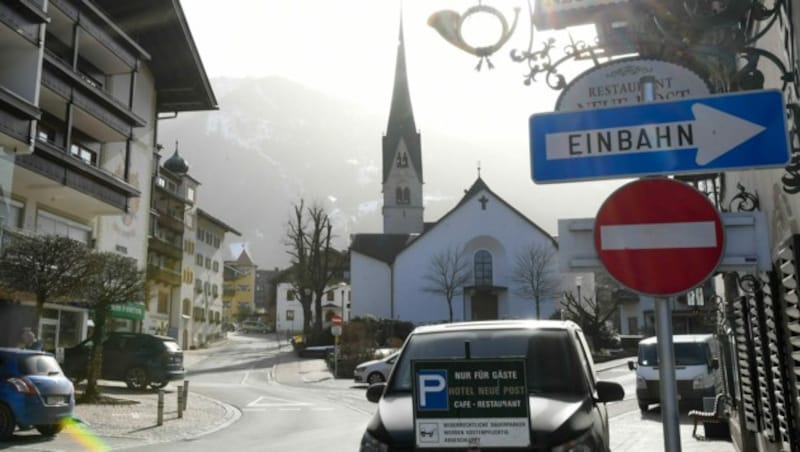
(638, 343, 709, 366)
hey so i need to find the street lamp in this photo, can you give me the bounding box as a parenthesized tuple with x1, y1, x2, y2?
(575, 276, 583, 302)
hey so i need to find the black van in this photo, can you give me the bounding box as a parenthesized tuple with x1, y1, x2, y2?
(360, 320, 624, 451)
(62, 332, 185, 390)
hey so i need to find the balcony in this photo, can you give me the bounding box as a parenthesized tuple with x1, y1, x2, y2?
(47, 0, 148, 75)
(147, 262, 181, 287)
(0, 1, 48, 45)
(40, 54, 146, 142)
(12, 139, 139, 216)
(155, 209, 184, 233)
(148, 234, 182, 260)
(0, 85, 39, 154)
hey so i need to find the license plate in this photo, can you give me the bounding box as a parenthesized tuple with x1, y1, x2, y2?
(46, 396, 67, 405)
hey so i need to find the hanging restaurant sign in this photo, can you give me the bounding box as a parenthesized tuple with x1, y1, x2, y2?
(555, 58, 712, 112)
(534, 0, 632, 30)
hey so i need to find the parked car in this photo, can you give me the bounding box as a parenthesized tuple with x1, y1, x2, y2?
(360, 320, 625, 451)
(240, 320, 271, 334)
(62, 333, 184, 390)
(353, 351, 399, 385)
(298, 345, 335, 358)
(0, 348, 75, 440)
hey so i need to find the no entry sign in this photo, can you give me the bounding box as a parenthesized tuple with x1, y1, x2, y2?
(594, 178, 724, 296)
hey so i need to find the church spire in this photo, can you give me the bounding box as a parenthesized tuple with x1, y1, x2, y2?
(381, 16, 424, 235)
(383, 18, 422, 184)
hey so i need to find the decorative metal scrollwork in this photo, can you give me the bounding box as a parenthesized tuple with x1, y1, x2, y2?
(738, 274, 763, 294)
(782, 103, 800, 194)
(510, 35, 603, 90)
(726, 182, 760, 212)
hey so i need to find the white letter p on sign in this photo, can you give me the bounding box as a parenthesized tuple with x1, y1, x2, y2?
(418, 374, 446, 408)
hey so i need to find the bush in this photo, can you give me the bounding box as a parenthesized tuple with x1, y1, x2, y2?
(327, 317, 415, 378)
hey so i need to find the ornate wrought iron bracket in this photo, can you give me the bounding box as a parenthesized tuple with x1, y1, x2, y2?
(724, 182, 760, 212)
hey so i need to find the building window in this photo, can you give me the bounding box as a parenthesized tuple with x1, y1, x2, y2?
(196, 228, 204, 240)
(4, 199, 23, 229)
(183, 269, 193, 284)
(196, 254, 204, 266)
(156, 176, 166, 188)
(204, 281, 210, 295)
(474, 250, 493, 286)
(205, 257, 211, 269)
(182, 299, 191, 316)
(213, 261, 219, 272)
(186, 186, 195, 202)
(37, 124, 55, 144)
(69, 143, 97, 166)
(195, 279, 202, 293)
(36, 210, 91, 244)
(628, 317, 639, 335)
(348, 291, 351, 301)
(212, 284, 218, 297)
(287, 290, 295, 301)
(286, 310, 295, 321)
(327, 291, 334, 301)
(157, 292, 169, 314)
(396, 187, 410, 204)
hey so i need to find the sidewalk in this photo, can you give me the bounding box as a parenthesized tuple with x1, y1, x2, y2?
(66, 338, 240, 450)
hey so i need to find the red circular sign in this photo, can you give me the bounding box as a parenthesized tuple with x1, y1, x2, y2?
(331, 315, 343, 326)
(594, 178, 724, 296)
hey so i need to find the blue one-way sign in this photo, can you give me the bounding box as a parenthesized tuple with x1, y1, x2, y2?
(529, 90, 790, 183)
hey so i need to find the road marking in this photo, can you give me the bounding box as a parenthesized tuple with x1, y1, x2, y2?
(242, 408, 267, 412)
(247, 395, 312, 408)
(279, 408, 302, 411)
(311, 407, 334, 411)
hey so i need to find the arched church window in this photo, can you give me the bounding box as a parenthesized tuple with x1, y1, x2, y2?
(403, 187, 410, 203)
(474, 250, 493, 286)
(396, 187, 404, 204)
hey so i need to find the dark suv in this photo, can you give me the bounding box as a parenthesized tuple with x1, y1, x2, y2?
(360, 320, 625, 451)
(63, 333, 184, 390)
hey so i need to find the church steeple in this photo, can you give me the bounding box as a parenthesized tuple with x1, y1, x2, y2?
(382, 17, 424, 234)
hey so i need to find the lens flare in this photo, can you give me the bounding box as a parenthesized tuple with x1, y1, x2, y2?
(61, 417, 110, 452)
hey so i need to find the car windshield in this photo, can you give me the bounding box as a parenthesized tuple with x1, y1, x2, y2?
(638, 342, 709, 366)
(19, 355, 62, 376)
(390, 329, 587, 397)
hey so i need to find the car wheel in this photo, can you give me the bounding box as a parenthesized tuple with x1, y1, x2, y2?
(124, 367, 149, 390)
(638, 401, 649, 413)
(367, 372, 385, 385)
(150, 380, 169, 389)
(36, 424, 63, 436)
(0, 404, 15, 440)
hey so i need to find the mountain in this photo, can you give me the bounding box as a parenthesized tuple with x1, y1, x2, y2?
(158, 77, 389, 268)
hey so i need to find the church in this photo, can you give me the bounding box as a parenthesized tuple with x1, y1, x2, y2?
(349, 24, 566, 325)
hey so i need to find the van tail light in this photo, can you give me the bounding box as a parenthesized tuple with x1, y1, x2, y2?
(8, 377, 37, 395)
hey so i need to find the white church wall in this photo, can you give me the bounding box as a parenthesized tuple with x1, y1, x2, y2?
(350, 253, 392, 320)
(393, 188, 560, 324)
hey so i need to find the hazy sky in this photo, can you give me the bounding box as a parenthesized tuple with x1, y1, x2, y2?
(180, 0, 630, 238)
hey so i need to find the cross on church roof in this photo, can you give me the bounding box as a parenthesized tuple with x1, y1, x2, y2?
(479, 195, 489, 210)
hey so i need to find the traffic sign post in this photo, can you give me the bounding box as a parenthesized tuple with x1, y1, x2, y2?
(529, 90, 790, 183)
(593, 177, 725, 452)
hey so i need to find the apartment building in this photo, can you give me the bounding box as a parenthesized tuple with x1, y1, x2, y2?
(222, 249, 257, 323)
(0, 0, 216, 349)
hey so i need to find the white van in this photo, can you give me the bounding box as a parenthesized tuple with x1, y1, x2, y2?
(628, 334, 719, 412)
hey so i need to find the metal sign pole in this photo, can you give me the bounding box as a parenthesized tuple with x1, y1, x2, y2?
(654, 296, 682, 451)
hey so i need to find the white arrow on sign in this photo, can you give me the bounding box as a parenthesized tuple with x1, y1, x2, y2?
(545, 103, 766, 165)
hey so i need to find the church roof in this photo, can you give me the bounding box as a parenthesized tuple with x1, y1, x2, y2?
(352, 178, 557, 263)
(350, 234, 416, 264)
(382, 21, 422, 184)
(446, 177, 558, 248)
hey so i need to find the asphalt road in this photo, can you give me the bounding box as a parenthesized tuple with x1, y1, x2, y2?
(121, 334, 374, 452)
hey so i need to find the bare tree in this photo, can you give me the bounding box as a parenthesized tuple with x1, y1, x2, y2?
(512, 243, 560, 319)
(80, 252, 146, 401)
(423, 244, 472, 322)
(285, 200, 340, 335)
(0, 234, 91, 334)
(560, 275, 624, 350)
